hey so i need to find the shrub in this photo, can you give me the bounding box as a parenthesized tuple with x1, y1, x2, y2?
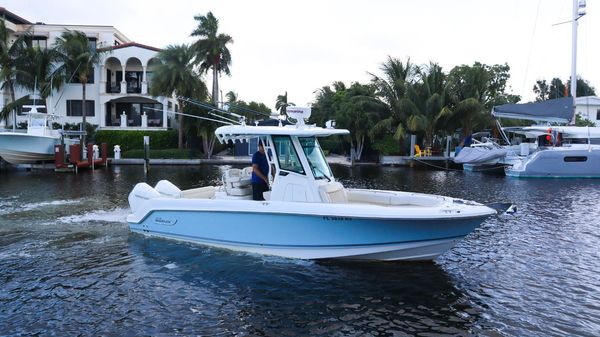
(95, 130, 178, 156)
(371, 134, 402, 155)
(123, 148, 201, 159)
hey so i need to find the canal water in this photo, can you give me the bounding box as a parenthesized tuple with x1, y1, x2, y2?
(0, 165, 599, 336)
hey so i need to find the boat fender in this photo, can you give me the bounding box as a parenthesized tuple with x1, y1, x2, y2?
(155, 180, 183, 198)
(128, 183, 161, 212)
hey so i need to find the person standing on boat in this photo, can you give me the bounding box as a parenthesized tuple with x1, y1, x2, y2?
(252, 141, 270, 201)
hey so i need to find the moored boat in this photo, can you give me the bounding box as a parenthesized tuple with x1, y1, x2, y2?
(0, 105, 61, 164)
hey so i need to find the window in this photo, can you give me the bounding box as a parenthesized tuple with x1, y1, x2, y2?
(69, 66, 95, 84)
(299, 137, 332, 180)
(596, 109, 600, 120)
(88, 38, 97, 51)
(564, 156, 587, 162)
(66, 100, 95, 117)
(26, 36, 47, 49)
(273, 136, 305, 174)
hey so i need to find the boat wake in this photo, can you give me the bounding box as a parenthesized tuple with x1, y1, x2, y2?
(55, 207, 130, 225)
(0, 199, 81, 215)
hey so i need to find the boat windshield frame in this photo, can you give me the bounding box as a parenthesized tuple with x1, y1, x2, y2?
(298, 136, 332, 180)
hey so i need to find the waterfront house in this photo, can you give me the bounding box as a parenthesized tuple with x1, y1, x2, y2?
(575, 96, 600, 126)
(0, 7, 177, 131)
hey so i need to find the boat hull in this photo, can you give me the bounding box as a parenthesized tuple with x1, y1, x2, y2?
(0, 132, 58, 164)
(506, 147, 600, 178)
(128, 208, 489, 261)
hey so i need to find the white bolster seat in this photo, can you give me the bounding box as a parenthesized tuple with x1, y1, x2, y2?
(319, 182, 348, 203)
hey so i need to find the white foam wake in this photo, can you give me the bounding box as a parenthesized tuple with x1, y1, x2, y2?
(56, 207, 130, 224)
(0, 199, 81, 215)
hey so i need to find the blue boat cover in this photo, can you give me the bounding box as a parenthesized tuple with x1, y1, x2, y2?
(491, 97, 574, 123)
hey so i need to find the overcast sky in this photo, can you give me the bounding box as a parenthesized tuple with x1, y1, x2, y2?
(7, 0, 599, 110)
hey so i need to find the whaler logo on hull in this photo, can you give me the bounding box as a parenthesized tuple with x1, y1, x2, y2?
(154, 217, 177, 226)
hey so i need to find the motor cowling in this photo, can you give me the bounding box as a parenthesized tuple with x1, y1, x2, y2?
(128, 183, 161, 212)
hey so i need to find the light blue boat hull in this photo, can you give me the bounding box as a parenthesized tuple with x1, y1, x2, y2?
(129, 210, 486, 260)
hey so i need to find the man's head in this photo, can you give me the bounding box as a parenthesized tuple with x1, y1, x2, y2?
(258, 141, 265, 153)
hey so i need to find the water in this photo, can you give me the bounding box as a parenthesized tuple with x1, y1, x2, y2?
(1, 165, 599, 336)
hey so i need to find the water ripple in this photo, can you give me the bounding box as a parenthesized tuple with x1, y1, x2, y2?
(1, 165, 599, 336)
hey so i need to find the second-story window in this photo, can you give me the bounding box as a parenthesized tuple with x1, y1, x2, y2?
(26, 36, 47, 49)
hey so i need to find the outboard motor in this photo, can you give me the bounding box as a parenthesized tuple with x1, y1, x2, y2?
(128, 183, 161, 212)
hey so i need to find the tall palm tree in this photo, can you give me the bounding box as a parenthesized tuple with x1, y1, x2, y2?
(0, 18, 30, 127)
(150, 44, 205, 149)
(18, 46, 63, 112)
(54, 30, 105, 145)
(275, 91, 295, 115)
(191, 12, 233, 107)
(405, 62, 449, 147)
(369, 57, 416, 141)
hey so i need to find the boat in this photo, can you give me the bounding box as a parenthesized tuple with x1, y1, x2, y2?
(453, 132, 514, 172)
(127, 107, 496, 261)
(456, 95, 600, 178)
(0, 105, 62, 164)
(503, 125, 600, 178)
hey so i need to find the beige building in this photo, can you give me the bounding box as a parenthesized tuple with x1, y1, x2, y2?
(0, 7, 177, 130)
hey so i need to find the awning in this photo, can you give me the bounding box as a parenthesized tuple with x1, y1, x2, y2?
(491, 97, 574, 123)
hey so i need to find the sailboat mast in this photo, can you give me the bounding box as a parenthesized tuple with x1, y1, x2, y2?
(570, 0, 578, 100)
(570, 0, 586, 124)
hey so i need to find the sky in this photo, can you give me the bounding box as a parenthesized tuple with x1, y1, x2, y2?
(7, 0, 599, 111)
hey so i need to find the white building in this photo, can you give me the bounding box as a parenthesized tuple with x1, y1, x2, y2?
(575, 96, 600, 126)
(0, 8, 176, 130)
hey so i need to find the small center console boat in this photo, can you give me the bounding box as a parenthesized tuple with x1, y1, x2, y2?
(127, 107, 496, 261)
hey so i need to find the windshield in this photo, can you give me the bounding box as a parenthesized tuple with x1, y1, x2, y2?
(273, 136, 305, 175)
(299, 137, 332, 180)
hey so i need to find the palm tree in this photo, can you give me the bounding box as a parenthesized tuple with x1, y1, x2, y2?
(404, 62, 449, 147)
(275, 91, 295, 115)
(18, 46, 62, 112)
(54, 30, 105, 145)
(150, 44, 206, 149)
(369, 57, 416, 141)
(334, 83, 387, 163)
(191, 12, 233, 107)
(0, 18, 30, 127)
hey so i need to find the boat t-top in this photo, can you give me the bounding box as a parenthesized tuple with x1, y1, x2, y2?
(127, 107, 496, 261)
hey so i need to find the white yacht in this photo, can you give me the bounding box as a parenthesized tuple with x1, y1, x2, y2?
(127, 108, 496, 261)
(0, 105, 62, 164)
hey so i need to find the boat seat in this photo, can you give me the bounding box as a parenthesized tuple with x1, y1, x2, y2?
(182, 186, 216, 199)
(347, 190, 442, 207)
(223, 168, 252, 188)
(222, 168, 252, 196)
(155, 180, 216, 199)
(319, 182, 348, 203)
(242, 166, 253, 177)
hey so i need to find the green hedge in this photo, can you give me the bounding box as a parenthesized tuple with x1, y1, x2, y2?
(123, 148, 201, 159)
(95, 130, 178, 156)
